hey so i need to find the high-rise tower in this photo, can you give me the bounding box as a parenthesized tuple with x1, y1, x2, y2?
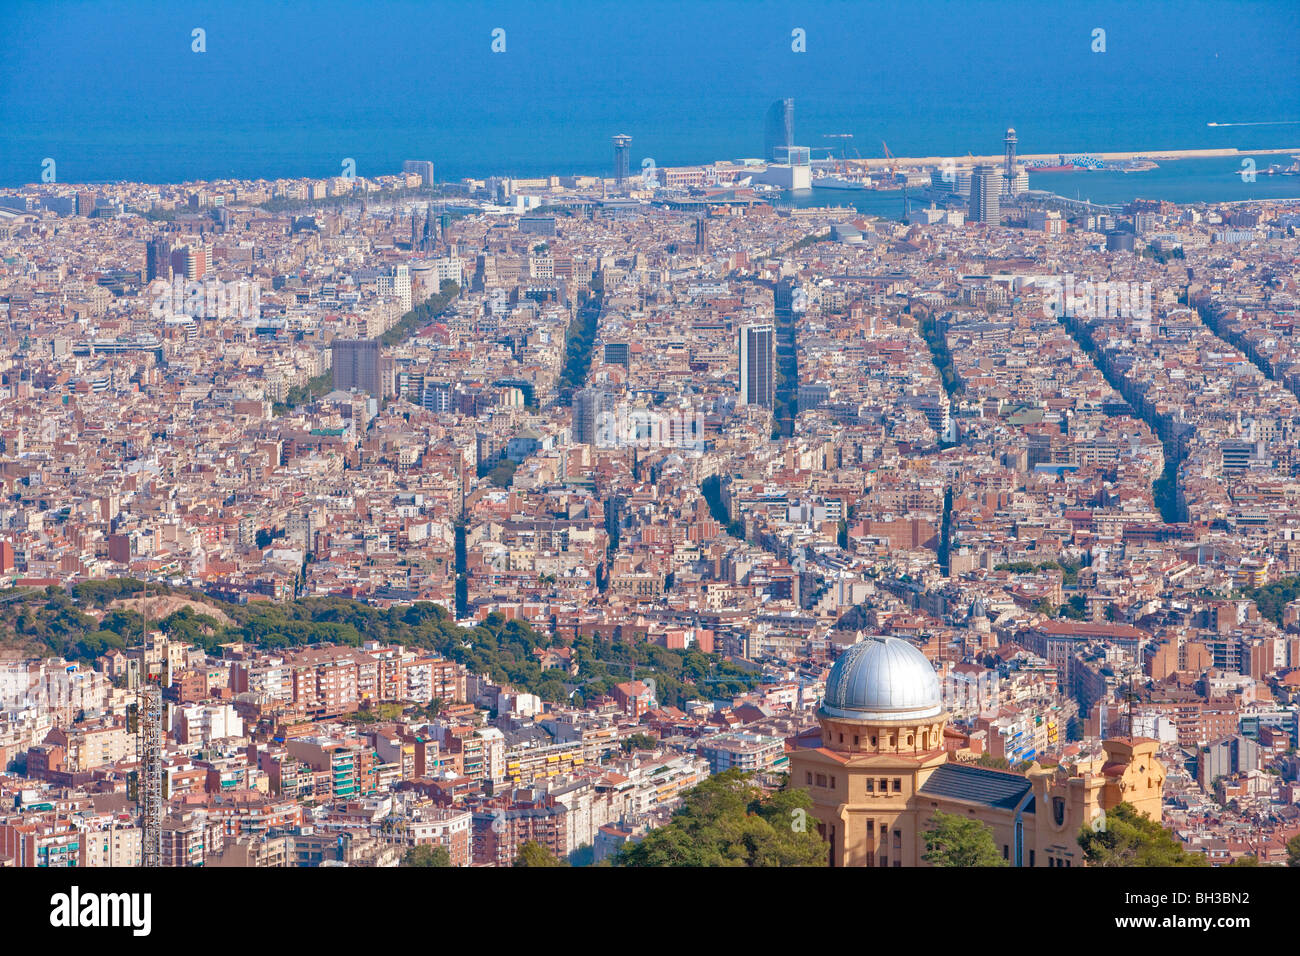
(332, 338, 383, 396)
(612, 134, 632, 185)
(764, 99, 795, 162)
(145, 237, 172, 282)
(739, 323, 775, 409)
(970, 165, 1002, 224)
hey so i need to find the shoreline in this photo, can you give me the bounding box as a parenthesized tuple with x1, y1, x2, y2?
(850, 147, 1300, 171)
(6, 146, 1300, 195)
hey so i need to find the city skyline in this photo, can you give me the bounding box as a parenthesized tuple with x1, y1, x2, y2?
(2, 4, 1300, 920)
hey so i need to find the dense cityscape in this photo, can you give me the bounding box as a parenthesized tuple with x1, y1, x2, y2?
(1, 105, 1300, 876)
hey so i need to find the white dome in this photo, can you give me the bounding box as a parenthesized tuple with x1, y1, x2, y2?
(821, 637, 943, 720)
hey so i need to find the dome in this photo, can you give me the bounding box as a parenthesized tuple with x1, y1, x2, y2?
(821, 637, 943, 721)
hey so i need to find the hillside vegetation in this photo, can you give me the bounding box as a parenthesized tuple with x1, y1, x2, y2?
(0, 580, 758, 708)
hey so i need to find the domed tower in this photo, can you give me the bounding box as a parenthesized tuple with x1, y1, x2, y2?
(791, 637, 950, 866)
(819, 637, 948, 755)
(793, 637, 1165, 867)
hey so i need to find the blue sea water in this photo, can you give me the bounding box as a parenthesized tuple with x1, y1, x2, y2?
(1, 0, 1297, 193)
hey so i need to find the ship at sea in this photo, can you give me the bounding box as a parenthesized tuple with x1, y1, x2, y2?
(811, 174, 870, 190)
(1252, 157, 1300, 176)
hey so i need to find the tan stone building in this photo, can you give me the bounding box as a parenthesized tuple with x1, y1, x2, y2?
(790, 637, 1165, 867)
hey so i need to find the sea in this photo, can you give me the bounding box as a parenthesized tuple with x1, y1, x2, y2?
(2, 0, 1298, 210)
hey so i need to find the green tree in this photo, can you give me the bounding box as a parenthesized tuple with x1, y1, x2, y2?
(615, 770, 826, 867)
(1077, 802, 1207, 867)
(402, 844, 451, 867)
(486, 459, 517, 488)
(922, 810, 1007, 867)
(514, 841, 567, 867)
(1287, 834, 1300, 867)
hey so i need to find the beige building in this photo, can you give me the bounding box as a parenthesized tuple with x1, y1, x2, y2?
(790, 637, 1165, 867)
(79, 824, 142, 867)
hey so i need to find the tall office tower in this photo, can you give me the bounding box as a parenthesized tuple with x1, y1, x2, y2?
(969, 166, 1001, 223)
(1004, 128, 1017, 183)
(764, 98, 795, 161)
(572, 387, 614, 445)
(612, 134, 632, 185)
(739, 323, 775, 408)
(402, 159, 436, 187)
(145, 237, 173, 281)
(332, 338, 383, 396)
(695, 216, 708, 252)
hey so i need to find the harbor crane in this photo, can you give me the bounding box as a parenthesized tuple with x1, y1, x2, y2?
(881, 140, 898, 184)
(823, 133, 854, 171)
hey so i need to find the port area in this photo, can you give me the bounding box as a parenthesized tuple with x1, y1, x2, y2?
(849, 146, 1300, 174)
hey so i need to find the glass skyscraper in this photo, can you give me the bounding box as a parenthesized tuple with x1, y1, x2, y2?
(764, 99, 794, 162)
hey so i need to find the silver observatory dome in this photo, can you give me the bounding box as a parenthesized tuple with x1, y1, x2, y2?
(820, 637, 943, 721)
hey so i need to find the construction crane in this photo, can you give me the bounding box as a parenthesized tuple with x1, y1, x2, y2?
(128, 586, 164, 867)
(881, 140, 898, 184)
(822, 133, 854, 173)
(138, 676, 164, 867)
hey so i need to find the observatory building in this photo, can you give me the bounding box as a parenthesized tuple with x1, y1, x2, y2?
(789, 636, 1165, 867)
